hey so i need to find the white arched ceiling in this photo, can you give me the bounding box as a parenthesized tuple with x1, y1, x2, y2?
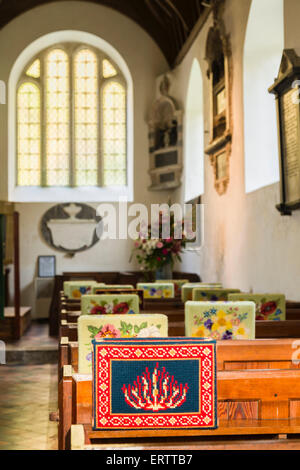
(243, 0, 284, 193)
(184, 58, 204, 202)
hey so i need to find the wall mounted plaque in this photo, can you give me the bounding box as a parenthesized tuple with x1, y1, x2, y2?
(41, 203, 101, 253)
(204, 1, 232, 195)
(269, 49, 300, 215)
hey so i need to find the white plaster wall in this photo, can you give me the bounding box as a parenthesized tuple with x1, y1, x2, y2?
(3, 0, 300, 307)
(160, 15, 213, 279)
(0, 1, 169, 307)
(170, 0, 300, 300)
(244, 0, 283, 193)
(184, 58, 204, 202)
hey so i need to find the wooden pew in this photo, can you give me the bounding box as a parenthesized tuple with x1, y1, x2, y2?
(71, 422, 300, 450)
(50, 271, 200, 336)
(58, 294, 300, 331)
(59, 315, 300, 341)
(69, 368, 300, 450)
(58, 337, 300, 449)
(58, 365, 72, 450)
(57, 295, 300, 385)
(57, 294, 300, 449)
(0, 211, 32, 340)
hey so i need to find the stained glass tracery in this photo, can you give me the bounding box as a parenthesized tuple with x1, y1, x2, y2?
(17, 45, 127, 188)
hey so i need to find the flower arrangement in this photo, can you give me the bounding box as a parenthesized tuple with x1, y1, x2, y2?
(131, 210, 189, 275)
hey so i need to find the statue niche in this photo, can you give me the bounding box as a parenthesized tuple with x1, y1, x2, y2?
(148, 75, 183, 191)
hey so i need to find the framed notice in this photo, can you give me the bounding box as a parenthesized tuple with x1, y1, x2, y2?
(278, 87, 300, 212)
(269, 49, 300, 215)
(38, 256, 56, 278)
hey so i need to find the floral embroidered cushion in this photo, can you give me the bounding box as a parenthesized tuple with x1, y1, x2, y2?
(228, 293, 286, 321)
(181, 283, 223, 302)
(91, 284, 134, 294)
(93, 289, 145, 309)
(92, 337, 217, 430)
(155, 279, 189, 296)
(185, 301, 255, 340)
(137, 283, 175, 299)
(192, 288, 240, 302)
(78, 314, 168, 373)
(63, 281, 99, 299)
(81, 294, 140, 316)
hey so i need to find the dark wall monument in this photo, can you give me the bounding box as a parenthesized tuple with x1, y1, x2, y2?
(269, 49, 300, 215)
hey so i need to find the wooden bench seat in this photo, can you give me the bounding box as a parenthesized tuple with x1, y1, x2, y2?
(64, 367, 300, 450)
(57, 335, 300, 450)
(59, 315, 300, 341)
(87, 418, 300, 438)
(69, 366, 300, 425)
(71, 422, 300, 449)
(0, 306, 31, 340)
(4, 306, 31, 317)
(55, 292, 300, 449)
(59, 337, 300, 379)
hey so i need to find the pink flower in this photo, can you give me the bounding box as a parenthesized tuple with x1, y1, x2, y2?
(162, 248, 168, 255)
(166, 237, 173, 243)
(134, 241, 140, 248)
(156, 241, 163, 249)
(95, 324, 121, 339)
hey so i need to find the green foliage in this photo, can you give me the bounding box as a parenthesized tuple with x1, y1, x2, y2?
(88, 325, 102, 338)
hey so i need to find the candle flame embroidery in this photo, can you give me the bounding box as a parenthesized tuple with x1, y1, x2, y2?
(122, 363, 189, 411)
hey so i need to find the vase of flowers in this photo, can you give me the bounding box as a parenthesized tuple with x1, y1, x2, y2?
(155, 262, 173, 280)
(131, 210, 188, 280)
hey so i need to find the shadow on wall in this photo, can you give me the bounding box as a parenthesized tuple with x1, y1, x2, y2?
(215, 222, 225, 282)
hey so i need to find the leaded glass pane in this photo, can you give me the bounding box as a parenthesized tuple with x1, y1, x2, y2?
(26, 59, 40, 78)
(45, 49, 69, 186)
(102, 81, 126, 186)
(17, 83, 41, 185)
(74, 49, 98, 186)
(103, 59, 117, 78)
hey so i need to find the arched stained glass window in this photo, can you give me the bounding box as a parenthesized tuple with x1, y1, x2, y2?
(16, 43, 127, 188)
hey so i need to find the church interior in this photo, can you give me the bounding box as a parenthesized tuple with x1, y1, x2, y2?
(1, 0, 300, 452)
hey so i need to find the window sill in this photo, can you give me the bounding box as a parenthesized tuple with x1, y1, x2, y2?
(10, 185, 133, 203)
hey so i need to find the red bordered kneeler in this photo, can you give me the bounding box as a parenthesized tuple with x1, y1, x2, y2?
(92, 338, 217, 431)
